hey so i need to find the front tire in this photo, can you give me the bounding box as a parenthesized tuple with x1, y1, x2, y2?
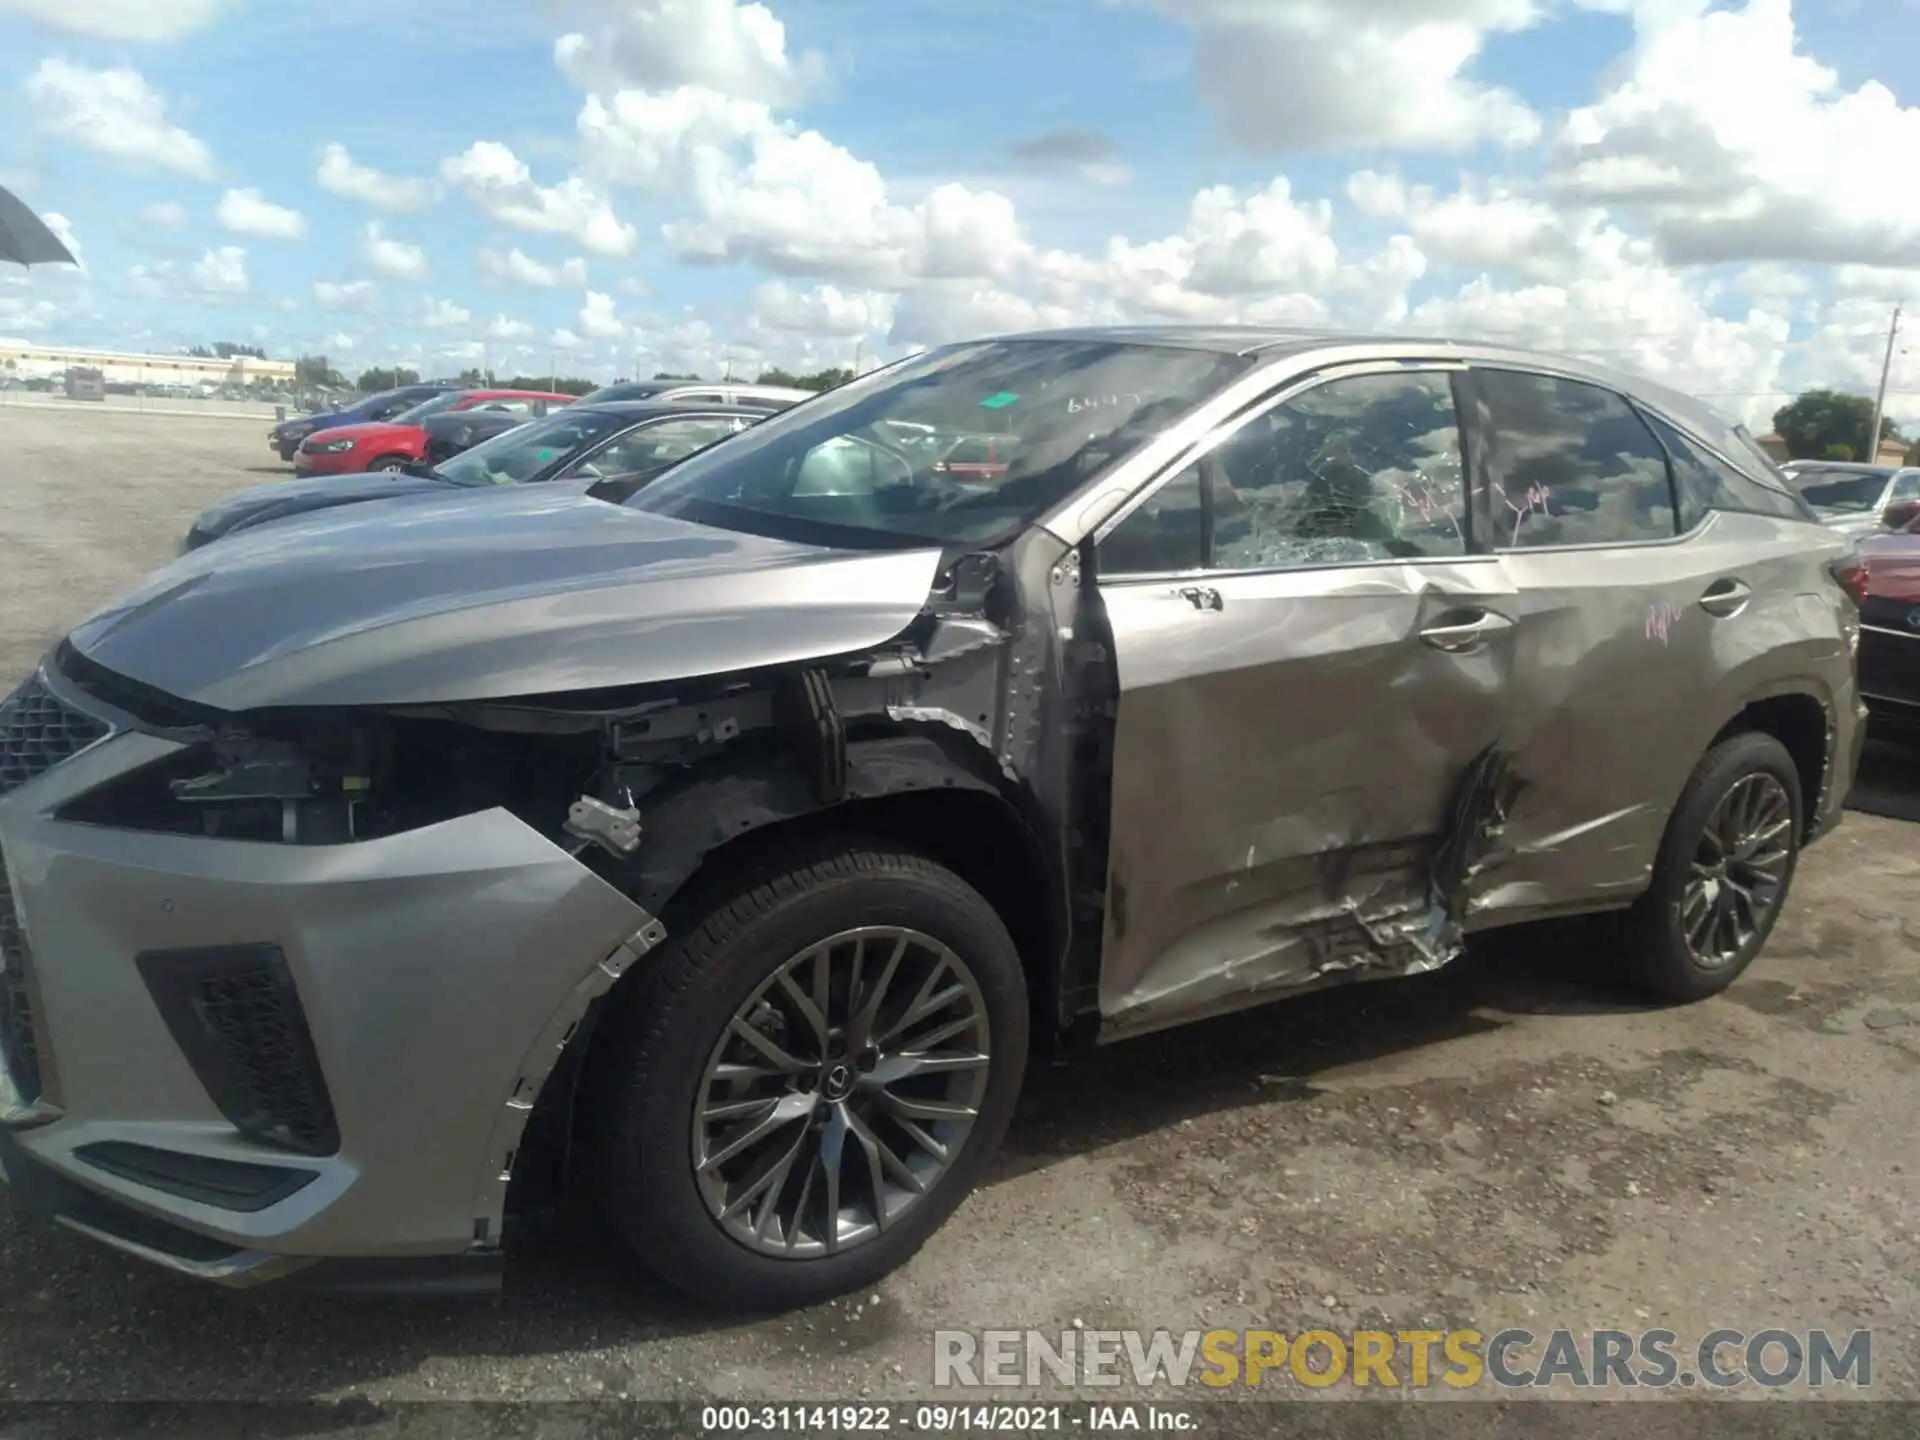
(370, 454, 409, 472)
(593, 839, 1029, 1310)
(1622, 730, 1803, 1001)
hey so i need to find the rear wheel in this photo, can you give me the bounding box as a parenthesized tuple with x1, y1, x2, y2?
(1621, 731, 1802, 1000)
(593, 839, 1029, 1310)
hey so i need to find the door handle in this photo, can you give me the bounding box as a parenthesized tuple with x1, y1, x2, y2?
(1698, 578, 1752, 618)
(1418, 610, 1513, 652)
(1177, 584, 1224, 612)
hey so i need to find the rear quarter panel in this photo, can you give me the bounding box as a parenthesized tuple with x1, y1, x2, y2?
(1466, 512, 1856, 925)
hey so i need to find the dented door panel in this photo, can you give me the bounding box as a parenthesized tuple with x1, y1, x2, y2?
(1095, 558, 1516, 1038)
(1467, 512, 1854, 923)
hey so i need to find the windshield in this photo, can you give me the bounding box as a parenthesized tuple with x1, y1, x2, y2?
(625, 339, 1251, 548)
(578, 380, 673, 405)
(434, 407, 638, 486)
(1781, 466, 1890, 512)
(392, 392, 470, 424)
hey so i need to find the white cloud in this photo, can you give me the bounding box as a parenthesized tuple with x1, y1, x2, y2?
(422, 296, 472, 329)
(0, 0, 224, 41)
(1555, 0, 1920, 267)
(440, 141, 637, 258)
(752, 280, 895, 337)
(1154, 0, 1542, 154)
(191, 245, 248, 295)
(325, 331, 358, 352)
(127, 245, 249, 300)
(578, 289, 626, 339)
(24, 58, 214, 178)
(477, 246, 589, 288)
(553, 0, 823, 108)
(549, 327, 586, 350)
(359, 221, 428, 280)
(141, 200, 188, 229)
(215, 187, 307, 240)
(487, 314, 534, 340)
(314, 278, 377, 311)
(315, 142, 436, 211)
(1346, 169, 1646, 283)
(561, 7, 1026, 290)
(0, 296, 58, 332)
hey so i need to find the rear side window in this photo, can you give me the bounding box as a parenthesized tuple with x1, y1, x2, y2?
(1641, 411, 1817, 526)
(1467, 370, 1677, 548)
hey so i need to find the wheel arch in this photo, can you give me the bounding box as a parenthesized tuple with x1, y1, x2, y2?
(502, 725, 1071, 1227)
(621, 727, 1068, 1030)
(1705, 684, 1832, 838)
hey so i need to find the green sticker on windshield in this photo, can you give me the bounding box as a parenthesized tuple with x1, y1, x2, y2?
(979, 391, 1020, 410)
(533, 448, 558, 461)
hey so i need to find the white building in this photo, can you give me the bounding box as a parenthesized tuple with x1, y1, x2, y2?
(0, 342, 297, 388)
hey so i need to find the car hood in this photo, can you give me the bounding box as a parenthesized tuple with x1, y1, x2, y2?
(72, 488, 944, 711)
(190, 470, 452, 538)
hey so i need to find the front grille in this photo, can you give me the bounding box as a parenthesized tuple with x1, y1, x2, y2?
(137, 945, 340, 1156)
(0, 868, 41, 1103)
(0, 671, 109, 799)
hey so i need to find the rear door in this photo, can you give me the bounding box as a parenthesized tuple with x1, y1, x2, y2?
(1091, 362, 1517, 1037)
(1454, 367, 1818, 923)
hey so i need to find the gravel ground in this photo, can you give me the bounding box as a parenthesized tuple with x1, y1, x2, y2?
(0, 408, 1916, 1423)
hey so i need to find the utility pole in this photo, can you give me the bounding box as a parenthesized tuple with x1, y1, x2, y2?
(1868, 303, 1901, 465)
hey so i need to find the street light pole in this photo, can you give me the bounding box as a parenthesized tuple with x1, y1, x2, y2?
(1867, 303, 1901, 465)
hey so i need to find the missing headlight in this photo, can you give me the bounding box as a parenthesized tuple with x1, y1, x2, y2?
(59, 709, 602, 848)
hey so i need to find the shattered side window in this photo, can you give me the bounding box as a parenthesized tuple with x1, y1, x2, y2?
(1208, 370, 1469, 570)
(1472, 370, 1678, 548)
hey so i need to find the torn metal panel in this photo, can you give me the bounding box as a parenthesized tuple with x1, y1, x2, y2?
(1093, 556, 1517, 1037)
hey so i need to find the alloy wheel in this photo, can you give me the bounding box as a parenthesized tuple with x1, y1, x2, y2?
(691, 926, 990, 1259)
(1681, 772, 1794, 968)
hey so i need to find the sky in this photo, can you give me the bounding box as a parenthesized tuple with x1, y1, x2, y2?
(4, 0, 1920, 427)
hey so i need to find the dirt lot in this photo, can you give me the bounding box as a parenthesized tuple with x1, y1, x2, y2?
(1, 407, 1917, 1416)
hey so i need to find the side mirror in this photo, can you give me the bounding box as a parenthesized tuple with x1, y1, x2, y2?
(1883, 499, 1920, 532)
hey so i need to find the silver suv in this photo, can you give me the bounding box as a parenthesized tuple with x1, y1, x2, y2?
(0, 327, 1868, 1309)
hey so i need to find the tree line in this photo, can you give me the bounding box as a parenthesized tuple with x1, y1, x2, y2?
(1769, 389, 1912, 463)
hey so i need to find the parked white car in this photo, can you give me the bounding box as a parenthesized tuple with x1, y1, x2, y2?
(1776, 460, 1920, 536)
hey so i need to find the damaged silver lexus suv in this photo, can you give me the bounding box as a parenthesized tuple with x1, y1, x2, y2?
(0, 328, 1868, 1308)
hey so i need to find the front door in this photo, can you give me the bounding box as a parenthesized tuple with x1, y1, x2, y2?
(1090, 364, 1516, 1040)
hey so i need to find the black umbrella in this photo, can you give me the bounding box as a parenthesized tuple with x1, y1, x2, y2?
(0, 184, 77, 267)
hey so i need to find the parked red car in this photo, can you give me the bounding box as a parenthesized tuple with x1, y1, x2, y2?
(293, 389, 574, 476)
(1858, 498, 1920, 741)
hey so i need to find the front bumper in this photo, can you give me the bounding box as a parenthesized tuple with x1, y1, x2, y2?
(0, 663, 660, 1289)
(290, 449, 362, 477)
